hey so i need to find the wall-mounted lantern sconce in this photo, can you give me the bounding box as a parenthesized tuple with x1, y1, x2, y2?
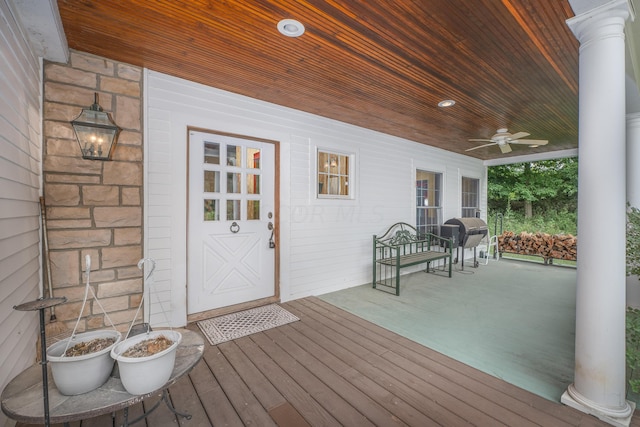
(71, 93, 121, 160)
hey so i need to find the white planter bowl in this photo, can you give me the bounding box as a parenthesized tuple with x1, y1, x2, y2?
(111, 330, 182, 395)
(47, 330, 122, 395)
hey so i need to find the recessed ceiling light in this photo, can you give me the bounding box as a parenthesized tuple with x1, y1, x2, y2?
(278, 19, 305, 37)
(438, 100, 455, 108)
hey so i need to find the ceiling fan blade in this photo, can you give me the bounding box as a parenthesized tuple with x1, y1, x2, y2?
(509, 132, 530, 140)
(468, 138, 494, 143)
(509, 139, 548, 146)
(465, 143, 496, 151)
(499, 143, 512, 154)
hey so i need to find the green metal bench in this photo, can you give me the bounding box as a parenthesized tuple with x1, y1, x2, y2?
(373, 222, 453, 295)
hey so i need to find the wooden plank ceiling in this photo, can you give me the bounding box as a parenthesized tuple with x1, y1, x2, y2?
(57, 0, 578, 160)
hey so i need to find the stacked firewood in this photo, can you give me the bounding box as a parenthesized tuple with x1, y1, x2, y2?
(498, 231, 577, 261)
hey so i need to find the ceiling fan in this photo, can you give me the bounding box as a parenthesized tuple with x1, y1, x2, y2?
(466, 128, 548, 154)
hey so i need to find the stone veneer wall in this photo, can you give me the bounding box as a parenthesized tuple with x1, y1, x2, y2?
(43, 50, 143, 332)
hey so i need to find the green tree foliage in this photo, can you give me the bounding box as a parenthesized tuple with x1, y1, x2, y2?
(488, 157, 578, 218)
(628, 205, 640, 278)
(628, 206, 640, 397)
(627, 307, 640, 396)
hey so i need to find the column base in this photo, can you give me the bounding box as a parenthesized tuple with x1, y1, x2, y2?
(561, 385, 636, 427)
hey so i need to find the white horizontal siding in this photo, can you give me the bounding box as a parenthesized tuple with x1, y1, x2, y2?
(0, 2, 43, 426)
(145, 70, 485, 325)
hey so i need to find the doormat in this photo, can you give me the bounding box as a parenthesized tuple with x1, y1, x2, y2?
(197, 304, 299, 345)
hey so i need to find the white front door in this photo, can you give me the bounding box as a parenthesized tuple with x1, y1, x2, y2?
(187, 130, 276, 314)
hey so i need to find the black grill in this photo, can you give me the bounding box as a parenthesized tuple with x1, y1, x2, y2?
(442, 218, 489, 269)
(443, 217, 488, 248)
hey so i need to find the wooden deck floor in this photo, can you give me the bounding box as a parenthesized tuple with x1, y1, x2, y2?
(18, 296, 640, 427)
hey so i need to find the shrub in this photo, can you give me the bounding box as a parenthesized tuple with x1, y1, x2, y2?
(487, 211, 577, 236)
(627, 206, 640, 398)
(628, 308, 640, 396)
(628, 205, 640, 278)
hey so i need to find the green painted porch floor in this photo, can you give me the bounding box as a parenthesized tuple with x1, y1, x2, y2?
(319, 258, 576, 403)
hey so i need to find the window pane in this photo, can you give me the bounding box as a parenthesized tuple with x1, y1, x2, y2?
(462, 177, 480, 217)
(416, 207, 442, 236)
(227, 200, 241, 220)
(417, 179, 429, 206)
(318, 152, 330, 173)
(227, 144, 241, 166)
(247, 148, 260, 169)
(204, 171, 219, 193)
(328, 177, 340, 194)
(339, 176, 348, 194)
(416, 169, 442, 235)
(338, 155, 349, 174)
(204, 142, 220, 164)
(317, 150, 351, 197)
(204, 199, 219, 221)
(416, 170, 441, 207)
(247, 200, 260, 220)
(247, 174, 260, 194)
(227, 172, 241, 193)
(318, 174, 328, 194)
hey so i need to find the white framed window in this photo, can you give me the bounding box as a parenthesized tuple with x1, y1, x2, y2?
(461, 176, 480, 217)
(317, 149, 353, 199)
(416, 169, 442, 235)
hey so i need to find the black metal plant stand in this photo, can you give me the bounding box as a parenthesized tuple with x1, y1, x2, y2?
(13, 297, 67, 427)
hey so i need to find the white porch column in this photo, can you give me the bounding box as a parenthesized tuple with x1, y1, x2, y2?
(562, 1, 635, 426)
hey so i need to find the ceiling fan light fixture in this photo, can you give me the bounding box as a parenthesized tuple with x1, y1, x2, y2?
(466, 128, 548, 154)
(438, 99, 455, 108)
(278, 19, 305, 37)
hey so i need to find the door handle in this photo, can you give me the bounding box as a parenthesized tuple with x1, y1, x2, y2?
(230, 221, 240, 233)
(268, 222, 275, 248)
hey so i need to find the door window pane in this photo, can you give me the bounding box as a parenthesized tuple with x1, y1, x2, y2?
(247, 174, 260, 194)
(204, 199, 219, 221)
(204, 142, 220, 165)
(247, 200, 260, 220)
(247, 148, 260, 169)
(227, 172, 241, 193)
(227, 144, 241, 166)
(227, 200, 241, 220)
(204, 171, 219, 193)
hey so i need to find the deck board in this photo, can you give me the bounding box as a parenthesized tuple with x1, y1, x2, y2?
(282, 313, 435, 426)
(234, 335, 341, 426)
(14, 296, 640, 427)
(165, 375, 209, 427)
(217, 340, 286, 411)
(204, 343, 278, 427)
(251, 330, 375, 427)
(263, 326, 402, 426)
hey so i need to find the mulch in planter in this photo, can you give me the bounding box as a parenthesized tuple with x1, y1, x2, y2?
(63, 337, 117, 357)
(121, 335, 174, 357)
